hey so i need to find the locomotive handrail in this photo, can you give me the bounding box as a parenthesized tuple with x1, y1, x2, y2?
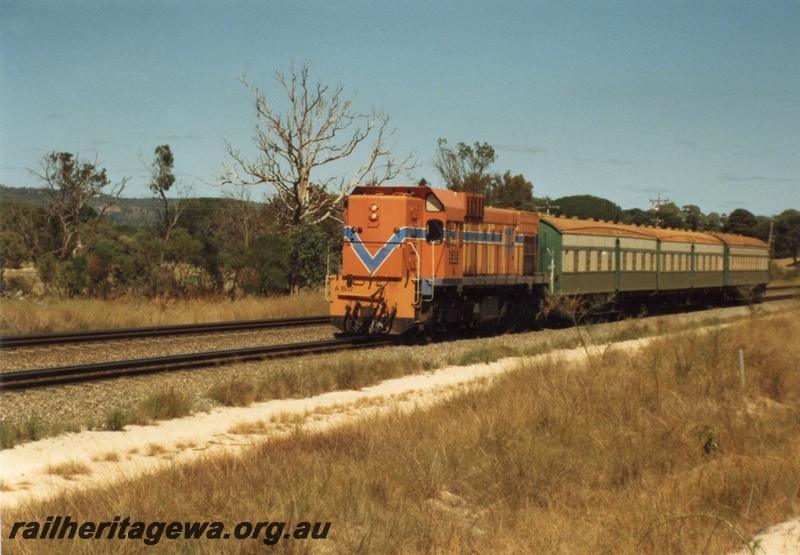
(324, 253, 331, 302)
(428, 243, 436, 303)
(407, 242, 422, 307)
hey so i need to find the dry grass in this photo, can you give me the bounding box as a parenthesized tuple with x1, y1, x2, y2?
(4, 311, 799, 554)
(206, 349, 437, 410)
(45, 461, 92, 481)
(0, 291, 328, 334)
(770, 258, 800, 285)
(92, 451, 120, 463)
(135, 388, 194, 422)
(145, 443, 168, 457)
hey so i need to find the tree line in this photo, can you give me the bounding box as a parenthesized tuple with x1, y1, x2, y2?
(545, 194, 799, 263)
(0, 147, 341, 298)
(1, 62, 797, 298)
(430, 138, 799, 264)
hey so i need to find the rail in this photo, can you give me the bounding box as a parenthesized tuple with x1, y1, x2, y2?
(0, 336, 397, 391)
(0, 315, 331, 350)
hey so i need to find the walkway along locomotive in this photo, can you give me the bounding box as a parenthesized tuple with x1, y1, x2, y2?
(328, 185, 770, 335)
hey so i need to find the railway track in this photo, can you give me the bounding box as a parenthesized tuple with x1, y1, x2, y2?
(1, 286, 795, 392)
(0, 315, 331, 350)
(0, 336, 397, 392)
(3, 285, 796, 351)
(760, 284, 800, 302)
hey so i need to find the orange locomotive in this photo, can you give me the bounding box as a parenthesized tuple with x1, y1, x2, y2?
(328, 185, 548, 335)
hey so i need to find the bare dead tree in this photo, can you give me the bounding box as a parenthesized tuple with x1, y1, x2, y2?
(220, 62, 416, 228)
(32, 152, 128, 258)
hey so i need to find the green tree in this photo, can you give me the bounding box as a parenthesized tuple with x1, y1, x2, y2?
(288, 224, 329, 293)
(488, 171, 534, 210)
(177, 198, 230, 237)
(553, 195, 622, 222)
(146, 145, 186, 257)
(60, 255, 88, 298)
(654, 202, 685, 229)
(242, 234, 291, 295)
(723, 208, 758, 237)
(753, 216, 772, 243)
(195, 233, 224, 294)
(0, 231, 30, 294)
(704, 212, 723, 232)
(0, 201, 60, 260)
(32, 152, 128, 258)
(774, 209, 800, 263)
(621, 208, 650, 226)
(217, 187, 274, 246)
(36, 253, 59, 294)
(86, 237, 124, 299)
(162, 228, 205, 296)
(220, 241, 250, 299)
(681, 204, 705, 231)
(434, 139, 497, 195)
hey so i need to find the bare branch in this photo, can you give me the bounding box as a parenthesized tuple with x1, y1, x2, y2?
(219, 62, 417, 229)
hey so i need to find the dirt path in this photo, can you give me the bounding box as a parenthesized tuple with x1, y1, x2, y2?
(1, 340, 615, 510)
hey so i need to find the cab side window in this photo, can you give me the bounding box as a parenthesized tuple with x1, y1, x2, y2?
(426, 219, 444, 244)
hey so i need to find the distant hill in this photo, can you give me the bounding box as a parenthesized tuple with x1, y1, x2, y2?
(0, 185, 163, 227)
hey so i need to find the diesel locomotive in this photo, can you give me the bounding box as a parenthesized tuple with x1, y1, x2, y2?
(328, 185, 770, 335)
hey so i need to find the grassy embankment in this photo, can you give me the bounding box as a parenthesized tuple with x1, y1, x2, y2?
(2, 299, 788, 449)
(0, 291, 329, 335)
(769, 258, 800, 286)
(3, 308, 799, 554)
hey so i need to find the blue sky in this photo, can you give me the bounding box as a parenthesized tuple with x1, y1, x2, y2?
(2, 1, 798, 216)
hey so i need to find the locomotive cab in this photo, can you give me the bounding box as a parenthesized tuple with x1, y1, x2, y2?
(329, 186, 464, 334)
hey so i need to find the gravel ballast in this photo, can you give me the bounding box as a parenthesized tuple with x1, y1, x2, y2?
(1, 301, 795, 442)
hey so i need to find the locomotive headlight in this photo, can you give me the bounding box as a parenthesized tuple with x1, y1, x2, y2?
(369, 203, 379, 212)
(369, 212, 379, 222)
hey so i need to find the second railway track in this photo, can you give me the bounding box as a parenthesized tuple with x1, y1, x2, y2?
(0, 315, 331, 349)
(0, 336, 397, 392)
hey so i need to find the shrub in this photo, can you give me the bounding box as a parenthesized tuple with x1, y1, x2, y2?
(208, 378, 257, 407)
(4, 274, 33, 296)
(23, 417, 44, 441)
(0, 423, 17, 449)
(137, 388, 193, 421)
(104, 408, 130, 431)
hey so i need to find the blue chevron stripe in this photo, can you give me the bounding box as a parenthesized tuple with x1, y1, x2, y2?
(344, 226, 425, 275)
